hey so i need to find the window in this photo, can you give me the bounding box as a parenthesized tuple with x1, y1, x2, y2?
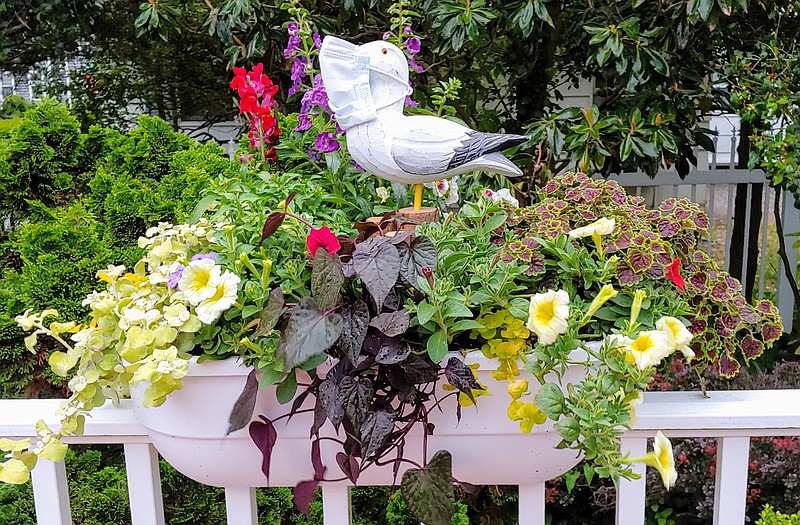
(0, 72, 14, 101)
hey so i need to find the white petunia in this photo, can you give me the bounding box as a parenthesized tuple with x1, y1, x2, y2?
(178, 259, 221, 305)
(568, 217, 616, 239)
(194, 271, 241, 324)
(527, 289, 570, 345)
(656, 316, 695, 361)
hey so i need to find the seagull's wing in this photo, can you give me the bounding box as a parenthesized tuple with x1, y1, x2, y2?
(391, 115, 529, 176)
(390, 116, 470, 175)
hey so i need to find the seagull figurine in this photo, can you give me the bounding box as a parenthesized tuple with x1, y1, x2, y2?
(319, 36, 529, 186)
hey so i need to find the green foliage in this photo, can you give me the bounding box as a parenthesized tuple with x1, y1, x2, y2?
(0, 99, 82, 221)
(758, 504, 800, 525)
(0, 96, 30, 119)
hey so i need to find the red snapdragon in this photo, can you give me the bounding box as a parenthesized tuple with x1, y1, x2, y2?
(230, 64, 281, 162)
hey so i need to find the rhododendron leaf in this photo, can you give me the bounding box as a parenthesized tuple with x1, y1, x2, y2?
(278, 298, 342, 370)
(361, 409, 395, 459)
(249, 416, 277, 483)
(444, 357, 481, 403)
(293, 479, 319, 516)
(227, 370, 258, 435)
(535, 383, 565, 420)
(337, 300, 369, 365)
(252, 288, 285, 339)
(397, 236, 438, 286)
(401, 450, 454, 525)
(311, 251, 344, 311)
(336, 452, 360, 484)
(261, 211, 286, 242)
(352, 237, 401, 311)
(370, 310, 410, 337)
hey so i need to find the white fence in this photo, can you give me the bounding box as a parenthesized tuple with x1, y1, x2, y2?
(1, 390, 799, 525)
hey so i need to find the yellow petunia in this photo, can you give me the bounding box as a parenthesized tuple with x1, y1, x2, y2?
(568, 217, 616, 239)
(527, 290, 570, 345)
(613, 330, 672, 370)
(178, 259, 221, 305)
(656, 316, 694, 361)
(627, 431, 677, 490)
(195, 271, 241, 324)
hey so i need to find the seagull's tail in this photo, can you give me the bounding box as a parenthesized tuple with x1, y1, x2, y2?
(481, 133, 530, 155)
(471, 152, 524, 177)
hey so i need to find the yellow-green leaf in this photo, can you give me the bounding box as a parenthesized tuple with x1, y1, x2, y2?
(0, 438, 30, 452)
(0, 459, 31, 484)
(37, 440, 68, 462)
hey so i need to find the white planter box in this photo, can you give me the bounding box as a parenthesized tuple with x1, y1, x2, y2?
(131, 353, 587, 488)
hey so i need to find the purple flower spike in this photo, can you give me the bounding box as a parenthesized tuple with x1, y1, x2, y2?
(315, 132, 340, 153)
(308, 147, 322, 162)
(313, 33, 322, 50)
(287, 22, 299, 36)
(409, 56, 424, 73)
(382, 31, 391, 40)
(168, 265, 185, 289)
(284, 34, 301, 58)
(403, 27, 413, 34)
(295, 113, 312, 132)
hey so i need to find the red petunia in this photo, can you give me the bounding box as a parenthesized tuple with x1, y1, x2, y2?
(666, 258, 685, 291)
(306, 227, 341, 258)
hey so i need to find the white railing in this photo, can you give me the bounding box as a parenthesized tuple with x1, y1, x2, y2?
(2, 390, 800, 525)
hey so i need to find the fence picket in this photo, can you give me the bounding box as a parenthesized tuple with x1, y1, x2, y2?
(322, 485, 352, 525)
(31, 459, 72, 525)
(615, 437, 647, 525)
(224, 487, 258, 525)
(712, 437, 750, 525)
(518, 483, 546, 524)
(124, 443, 165, 525)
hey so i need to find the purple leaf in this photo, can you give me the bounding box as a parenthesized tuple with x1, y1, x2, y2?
(226, 370, 258, 435)
(444, 357, 482, 404)
(278, 297, 343, 370)
(261, 211, 286, 242)
(370, 309, 410, 337)
(336, 452, 361, 484)
(337, 376, 373, 429)
(311, 251, 344, 311)
(251, 287, 285, 339)
(360, 409, 396, 459)
(285, 191, 297, 211)
(337, 300, 370, 365)
(352, 236, 401, 312)
(397, 235, 437, 286)
(401, 450, 454, 525)
(293, 479, 320, 516)
(249, 416, 277, 483)
(375, 339, 412, 365)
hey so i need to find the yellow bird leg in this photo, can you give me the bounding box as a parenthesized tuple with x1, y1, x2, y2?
(414, 183, 423, 210)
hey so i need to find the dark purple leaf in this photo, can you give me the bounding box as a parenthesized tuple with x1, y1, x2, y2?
(444, 357, 482, 404)
(319, 377, 345, 428)
(361, 409, 396, 459)
(336, 452, 361, 484)
(249, 416, 277, 483)
(337, 376, 373, 428)
(370, 309, 410, 337)
(288, 388, 311, 424)
(261, 211, 286, 242)
(312, 251, 344, 311)
(401, 450, 454, 525)
(251, 287, 285, 340)
(352, 236, 401, 311)
(337, 300, 370, 365)
(310, 395, 327, 437)
(293, 479, 319, 516)
(311, 439, 326, 481)
(403, 357, 440, 384)
(397, 235, 438, 286)
(278, 297, 343, 370)
(375, 339, 412, 365)
(226, 370, 258, 435)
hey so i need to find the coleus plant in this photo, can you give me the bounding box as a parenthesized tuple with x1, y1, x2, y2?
(232, 218, 476, 525)
(502, 173, 783, 379)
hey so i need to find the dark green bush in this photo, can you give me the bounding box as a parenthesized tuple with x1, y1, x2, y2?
(0, 95, 30, 119)
(0, 100, 83, 221)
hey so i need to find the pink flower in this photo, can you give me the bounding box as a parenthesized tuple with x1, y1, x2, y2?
(666, 258, 685, 291)
(306, 227, 341, 258)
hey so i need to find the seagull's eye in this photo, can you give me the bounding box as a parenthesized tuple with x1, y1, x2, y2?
(381, 48, 388, 54)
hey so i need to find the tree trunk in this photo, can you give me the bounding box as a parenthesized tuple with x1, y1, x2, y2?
(727, 120, 763, 301)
